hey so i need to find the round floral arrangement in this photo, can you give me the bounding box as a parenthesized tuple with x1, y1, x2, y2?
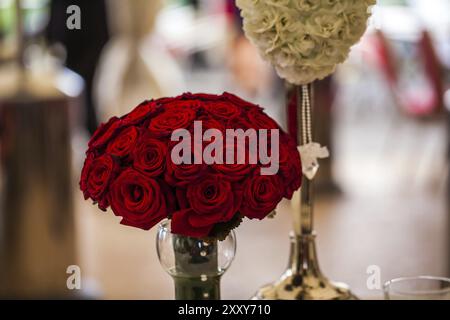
(80, 93, 302, 240)
(236, 0, 376, 85)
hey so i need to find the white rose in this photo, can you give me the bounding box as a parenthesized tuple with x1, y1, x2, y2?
(266, 0, 292, 8)
(320, 0, 351, 13)
(287, 33, 318, 58)
(276, 64, 336, 85)
(273, 47, 297, 68)
(293, 0, 320, 12)
(342, 9, 370, 41)
(244, 6, 280, 34)
(236, 0, 376, 85)
(235, 0, 261, 11)
(306, 9, 344, 38)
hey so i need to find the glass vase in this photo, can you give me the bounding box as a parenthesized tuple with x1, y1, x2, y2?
(384, 276, 450, 300)
(156, 220, 236, 300)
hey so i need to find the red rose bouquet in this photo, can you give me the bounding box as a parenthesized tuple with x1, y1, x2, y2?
(80, 92, 301, 240)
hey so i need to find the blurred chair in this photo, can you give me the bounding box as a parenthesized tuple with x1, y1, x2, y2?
(371, 30, 445, 117)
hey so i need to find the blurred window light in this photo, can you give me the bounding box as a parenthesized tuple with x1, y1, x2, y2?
(155, 1, 227, 54)
(371, 5, 422, 41)
(374, 0, 450, 39)
(373, 0, 450, 69)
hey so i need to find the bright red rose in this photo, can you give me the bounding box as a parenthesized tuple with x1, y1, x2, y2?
(247, 109, 279, 130)
(165, 154, 206, 187)
(222, 92, 260, 111)
(186, 174, 241, 224)
(121, 100, 161, 125)
(278, 136, 302, 199)
(195, 115, 225, 132)
(225, 116, 252, 130)
(80, 152, 94, 194)
(204, 101, 241, 120)
(81, 92, 302, 239)
(171, 208, 214, 238)
(154, 93, 204, 106)
(164, 99, 201, 112)
(133, 135, 168, 178)
(80, 154, 116, 210)
(148, 109, 196, 137)
(214, 163, 255, 182)
(240, 175, 283, 220)
(213, 144, 256, 182)
(109, 168, 172, 230)
(88, 117, 123, 150)
(106, 126, 139, 158)
(182, 92, 222, 101)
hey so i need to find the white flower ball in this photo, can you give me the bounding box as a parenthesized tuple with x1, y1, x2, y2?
(236, 0, 376, 85)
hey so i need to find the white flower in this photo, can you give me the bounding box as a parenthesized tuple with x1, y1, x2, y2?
(236, 0, 376, 85)
(293, 0, 320, 12)
(306, 9, 344, 38)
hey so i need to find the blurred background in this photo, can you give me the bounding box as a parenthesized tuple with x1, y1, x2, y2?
(0, 0, 449, 299)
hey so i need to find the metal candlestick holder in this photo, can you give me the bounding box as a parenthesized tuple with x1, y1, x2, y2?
(252, 84, 357, 300)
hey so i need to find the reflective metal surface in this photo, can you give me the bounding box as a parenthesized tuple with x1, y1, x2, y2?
(252, 232, 357, 300)
(252, 84, 356, 300)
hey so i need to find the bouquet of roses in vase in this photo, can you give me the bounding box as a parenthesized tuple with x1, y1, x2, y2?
(80, 92, 302, 299)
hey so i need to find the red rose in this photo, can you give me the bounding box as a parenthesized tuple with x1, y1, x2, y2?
(121, 100, 161, 125)
(240, 175, 283, 220)
(172, 173, 243, 238)
(80, 154, 116, 210)
(182, 92, 221, 101)
(154, 93, 202, 106)
(165, 152, 206, 187)
(164, 99, 201, 112)
(109, 168, 172, 230)
(171, 209, 214, 238)
(185, 174, 241, 224)
(106, 126, 139, 158)
(204, 101, 241, 120)
(278, 136, 302, 199)
(80, 152, 94, 194)
(213, 144, 256, 182)
(247, 109, 279, 130)
(195, 115, 225, 132)
(88, 117, 123, 149)
(133, 135, 168, 178)
(225, 116, 252, 131)
(214, 163, 255, 182)
(81, 92, 302, 239)
(148, 109, 196, 137)
(223, 92, 260, 111)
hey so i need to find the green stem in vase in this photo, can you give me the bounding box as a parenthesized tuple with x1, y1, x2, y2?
(173, 275, 221, 300)
(172, 235, 221, 300)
